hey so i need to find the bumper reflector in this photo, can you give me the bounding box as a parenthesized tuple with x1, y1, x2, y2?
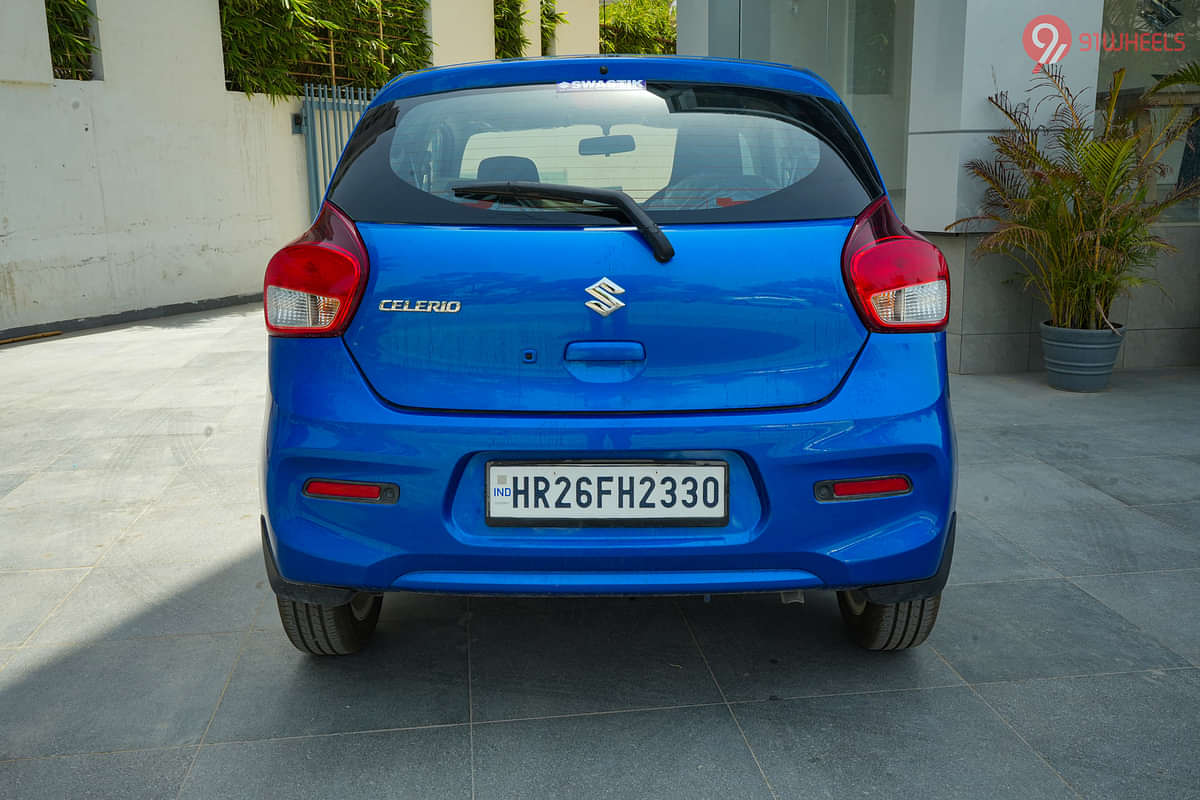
(815, 475, 912, 501)
(303, 479, 399, 504)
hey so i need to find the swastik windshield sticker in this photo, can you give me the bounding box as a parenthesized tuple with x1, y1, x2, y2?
(556, 79, 647, 92)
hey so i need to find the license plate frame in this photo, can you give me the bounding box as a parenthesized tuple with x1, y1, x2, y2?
(485, 460, 730, 527)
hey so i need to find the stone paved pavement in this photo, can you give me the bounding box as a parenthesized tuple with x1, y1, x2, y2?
(0, 305, 1197, 799)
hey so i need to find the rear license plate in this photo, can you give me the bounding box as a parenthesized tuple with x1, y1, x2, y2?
(486, 461, 729, 527)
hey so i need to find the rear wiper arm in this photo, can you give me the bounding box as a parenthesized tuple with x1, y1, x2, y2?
(452, 181, 674, 263)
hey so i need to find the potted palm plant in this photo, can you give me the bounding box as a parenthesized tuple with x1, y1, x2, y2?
(952, 66, 1200, 391)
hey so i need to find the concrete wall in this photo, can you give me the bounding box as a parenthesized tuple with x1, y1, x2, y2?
(677, 0, 740, 59)
(1, 0, 601, 336)
(904, 0, 1105, 233)
(0, 0, 54, 85)
(522, 0, 543, 57)
(0, 0, 308, 335)
(936, 227, 1200, 373)
(428, 0, 495, 66)
(555, 0, 602, 54)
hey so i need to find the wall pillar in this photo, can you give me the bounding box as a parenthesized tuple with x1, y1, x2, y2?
(427, 0, 495, 66)
(554, 0, 599, 55)
(522, 0, 542, 57)
(675, 0, 738, 59)
(904, 0, 1105, 233)
(94, 0, 225, 97)
(904, 0, 1106, 373)
(0, 0, 53, 84)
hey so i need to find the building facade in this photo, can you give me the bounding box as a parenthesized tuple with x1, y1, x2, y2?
(0, 0, 599, 338)
(2, 0, 1195, 370)
(679, 0, 1200, 371)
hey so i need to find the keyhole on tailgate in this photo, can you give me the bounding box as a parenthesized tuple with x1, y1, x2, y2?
(521, 348, 537, 363)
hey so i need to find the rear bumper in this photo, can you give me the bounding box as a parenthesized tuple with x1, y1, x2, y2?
(261, 332, 956, 596)
(263, 513, 956, 602)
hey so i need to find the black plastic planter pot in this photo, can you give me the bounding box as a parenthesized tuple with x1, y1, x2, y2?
(1039, 321, 1124, 392)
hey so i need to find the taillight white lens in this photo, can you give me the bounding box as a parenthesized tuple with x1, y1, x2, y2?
(869, 279, 948, 326)
(266, 286, 341, 329)
(263, 203, 368, 337)
(842, 199, 950, 333)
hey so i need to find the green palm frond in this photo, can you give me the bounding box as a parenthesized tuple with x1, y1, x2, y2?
(540, 0, 566, 54)
(1149, 61, 1200, 95)
(1076, 138, 1138, 199)
(949, 67, 1200, 329)
(1100, 68, 1126, 138)
(495, 0, 530, 59)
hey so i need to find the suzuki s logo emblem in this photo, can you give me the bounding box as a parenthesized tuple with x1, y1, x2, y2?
(584, 277, 626, 317)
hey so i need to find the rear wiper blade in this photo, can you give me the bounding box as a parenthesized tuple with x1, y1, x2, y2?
(452, 181, 675, 263)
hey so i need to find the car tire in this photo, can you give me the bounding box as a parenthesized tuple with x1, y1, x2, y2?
(837, 590, 940, 650)
(275, 593, 382, 656)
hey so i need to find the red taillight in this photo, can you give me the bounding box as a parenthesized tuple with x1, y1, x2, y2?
(842, 197, 949, 333)
(264, 203, 368, 336)
(815, 475, 912, 501)
(303, 479, 398, 503)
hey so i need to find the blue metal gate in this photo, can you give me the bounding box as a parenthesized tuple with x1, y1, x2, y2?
(301, 84, 378, 217)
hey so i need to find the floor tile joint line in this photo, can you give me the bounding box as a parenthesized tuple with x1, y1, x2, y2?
(930, 645, 1085, 800)
(173, 593, 265, 799)
(674, 599, 780, 800)
(467, 596, 476, 800)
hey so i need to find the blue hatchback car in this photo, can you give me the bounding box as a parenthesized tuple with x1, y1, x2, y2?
(260, 55, 956, 656)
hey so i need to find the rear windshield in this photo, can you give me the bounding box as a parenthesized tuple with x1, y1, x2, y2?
(328, 81, 882, 226)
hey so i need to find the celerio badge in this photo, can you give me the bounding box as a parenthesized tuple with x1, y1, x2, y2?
(378, 300, 461, 313)
(584, 277, 626, 317)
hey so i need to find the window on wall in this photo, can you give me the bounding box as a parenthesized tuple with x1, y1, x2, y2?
(1100, 0, 1200, 221)
(737, 0, 914, 216)
(851, 1, 895, 95)
(45, 0, 99, 81)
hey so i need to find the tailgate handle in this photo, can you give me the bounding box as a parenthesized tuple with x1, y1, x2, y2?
(564, 341, 645, 362)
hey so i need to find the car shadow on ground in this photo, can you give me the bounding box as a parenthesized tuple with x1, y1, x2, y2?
(1, 532, 972, 799)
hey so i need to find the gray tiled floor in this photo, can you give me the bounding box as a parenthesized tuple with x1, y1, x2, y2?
(0, 305, 1197, 799)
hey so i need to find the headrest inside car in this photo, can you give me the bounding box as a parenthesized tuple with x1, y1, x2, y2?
(476, 156, 540, 183)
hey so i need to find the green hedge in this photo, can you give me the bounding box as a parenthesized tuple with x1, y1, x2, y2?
(44, 0, 96, 80)
(496, 0, 568, 58)
(541, 0, 566, 55)
(220, 0, 431, 97)
(599, 0, 675, 55)
(494, 0, 529, 59)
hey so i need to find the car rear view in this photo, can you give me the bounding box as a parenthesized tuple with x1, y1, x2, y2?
(260, 56, 955, 656)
